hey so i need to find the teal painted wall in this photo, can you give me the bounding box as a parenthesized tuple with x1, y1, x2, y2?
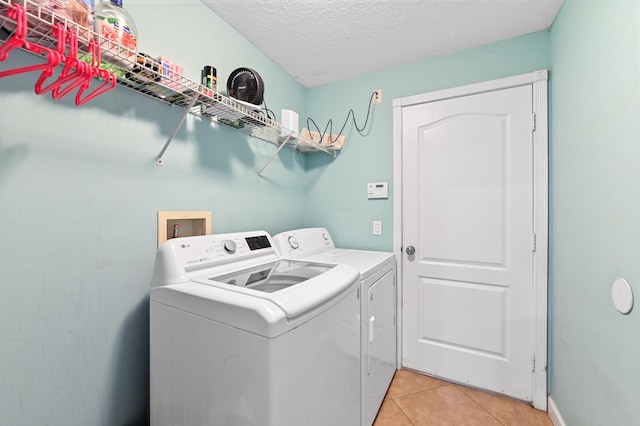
(304, 31, 551, 251)
(549, 0, 640, 424)
(7, 0, 640, 424)
(0, 2, 307, 424)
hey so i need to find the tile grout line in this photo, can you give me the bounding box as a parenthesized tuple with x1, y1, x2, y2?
(390, 383, 508, 426)
(386, 371, 552, 425)
(389, 382, 453, 400)
(383, 395, 416, 426)
(389, 397, 416, 426)
(455, 385, 508, 426)
(390, 384, 453, 426)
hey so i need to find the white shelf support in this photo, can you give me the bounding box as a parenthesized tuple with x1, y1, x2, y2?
(156, 93, 200, 166)
(257, 135, 291, 179)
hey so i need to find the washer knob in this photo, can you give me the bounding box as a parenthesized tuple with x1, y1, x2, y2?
(322, 232, 329, 241)
(222, 239, 237, 254)
(288, 236, 300, 249)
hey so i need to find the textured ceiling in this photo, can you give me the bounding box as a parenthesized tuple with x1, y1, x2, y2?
(201, 0, 563, 88)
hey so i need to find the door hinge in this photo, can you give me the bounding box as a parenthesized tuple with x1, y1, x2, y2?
(532, 233, 537, 252)
(532, 113, 536, 132)
(532, 353, 536, 372)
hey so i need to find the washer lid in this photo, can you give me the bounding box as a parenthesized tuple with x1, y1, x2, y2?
(153, 261, 358, 337)
(210, 259, 334, 293)
(193, 260, 359, 319)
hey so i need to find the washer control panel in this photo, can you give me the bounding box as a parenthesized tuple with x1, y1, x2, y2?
(171, 231, 273, 270)
(151, 231, 278, 286)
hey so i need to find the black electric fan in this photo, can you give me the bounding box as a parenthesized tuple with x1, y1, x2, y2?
(226, 67, 265, 105)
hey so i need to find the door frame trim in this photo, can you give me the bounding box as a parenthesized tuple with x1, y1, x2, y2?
(392, 70, 549, 410)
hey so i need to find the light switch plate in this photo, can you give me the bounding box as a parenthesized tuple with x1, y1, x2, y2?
(373, 220, 382, 235)
(367, 182, 388, 199)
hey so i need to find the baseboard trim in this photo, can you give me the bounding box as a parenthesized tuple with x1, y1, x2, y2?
(548, 396, 567, 426)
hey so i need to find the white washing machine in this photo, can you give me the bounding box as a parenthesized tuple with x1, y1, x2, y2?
(149, 230, 361, 426)
(273, 228, 397, 426)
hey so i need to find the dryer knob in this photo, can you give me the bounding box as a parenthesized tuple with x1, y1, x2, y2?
(288, 236, 300, 250)
(222, 239, 237, 254)
(322, 233, 329, 241)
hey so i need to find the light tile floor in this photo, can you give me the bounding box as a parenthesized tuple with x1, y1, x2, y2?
(373, 369, 553, 426)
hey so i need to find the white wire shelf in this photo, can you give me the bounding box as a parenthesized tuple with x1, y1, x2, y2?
(0, 0, 342, 163)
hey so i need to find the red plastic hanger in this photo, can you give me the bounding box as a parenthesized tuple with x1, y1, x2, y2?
(0, 4, 62, 78)
(50, 28, 92, 100)
(34, 23, 68, 95)
(2, 4, 116, 104)
(0, 4, 27, 62)
(75, 39, 117, 105)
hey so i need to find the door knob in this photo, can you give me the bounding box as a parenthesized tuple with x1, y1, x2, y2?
(406, 246, 415, 255)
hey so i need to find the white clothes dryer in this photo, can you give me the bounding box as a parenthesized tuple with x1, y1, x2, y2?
(273, 228, 397, 426)
(150, 231, 361, 426)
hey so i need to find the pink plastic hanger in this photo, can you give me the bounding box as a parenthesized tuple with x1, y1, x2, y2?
(51, 28, 92, 100)
(75, 39, 117, 105)
(0, 4, 27, 62)
(0, 4, 61, 78)
(34, 23, 68, 95)
(1, 5, 116, 104)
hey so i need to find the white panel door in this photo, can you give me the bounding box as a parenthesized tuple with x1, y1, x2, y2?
(401, 85, 534, 401)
